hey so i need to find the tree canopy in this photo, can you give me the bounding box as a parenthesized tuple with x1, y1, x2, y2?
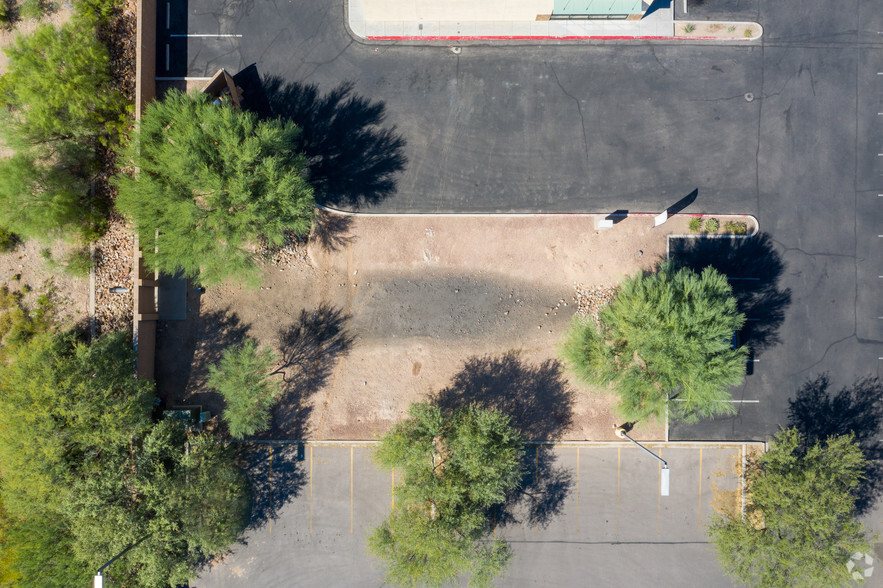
(0, 22, 124, 240)
(0, 330, 248, 587)
(0, 23, 127, 147)
(207, 337, 283, 438)
(369, 402, 523, 587)
(708, 428, 872, 588)
(115, 90, 315, 286)
(561, 263, 747, 423)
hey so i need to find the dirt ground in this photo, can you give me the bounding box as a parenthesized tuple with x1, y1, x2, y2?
(156, 211, 756, 442)
(0, 239, 90, 329)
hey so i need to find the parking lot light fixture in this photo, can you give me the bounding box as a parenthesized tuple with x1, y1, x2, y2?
(614, 426, 670, 496)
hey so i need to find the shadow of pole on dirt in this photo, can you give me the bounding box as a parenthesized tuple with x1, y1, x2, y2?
(787, 374, 883, 516)
(668, 232, 792, 357)
(260, 76, 408, 211)
(432, 352, 576, 529)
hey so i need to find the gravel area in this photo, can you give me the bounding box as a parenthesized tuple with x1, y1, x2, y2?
(93, 216, 134, 335)
(574, 284, 618, 321)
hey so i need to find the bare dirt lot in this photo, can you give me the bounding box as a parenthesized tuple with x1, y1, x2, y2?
(156, 211, 755, 442)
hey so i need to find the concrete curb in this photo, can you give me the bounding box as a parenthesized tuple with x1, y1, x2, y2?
(227, 439, 766, 447)
(317, 204, 760, 232)
(674, 20, 763, 41)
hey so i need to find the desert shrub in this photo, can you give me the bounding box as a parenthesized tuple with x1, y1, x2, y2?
(705, 218, 720, 232)
(688, 217, 702, 232)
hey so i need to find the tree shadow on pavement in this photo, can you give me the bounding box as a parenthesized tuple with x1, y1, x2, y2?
(432, 352, 575, 529)
(265, 303, 355, 440)
(668, 232, 792, 357)
(262, 76, 407, 210)
(787, 374, 883, 516)
(237, 443, 307, 532)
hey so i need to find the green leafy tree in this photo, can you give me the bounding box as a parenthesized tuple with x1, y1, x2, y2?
(115, 90, 315, 286)
(0, 22, 126, 240)
(0, 151, 96, 240)
(369, 402, 523, 587)
(0, 23, 127, 147)
(0, 331, 248, 587)
(0, 331, 154, 517)
(207, 337, 282, 438)
(63, 420, 249, 588)
(708, 428, 872, 588)
(561, 263, 747, 423)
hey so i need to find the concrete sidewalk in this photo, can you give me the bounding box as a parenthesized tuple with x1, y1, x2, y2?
(348, 0, 676, 40)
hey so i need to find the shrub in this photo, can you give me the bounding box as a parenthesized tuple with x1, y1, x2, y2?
(688, 217, 702, 232)
(724, 221, 748, 235)
(705, 217, 720, 232)
(63, 248, 93, 277)
(684, 23, 695, 33)
(0, 227, 19, 253)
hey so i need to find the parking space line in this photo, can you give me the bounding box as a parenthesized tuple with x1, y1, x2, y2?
(576, 448, 580, 534)
(165, 44, 169, 72)
(698, 448, 703, 536)
(169, 33, 243, 37)
(350, 446, 354, 534)
(657, 448, 662, 536)
(268, 446, 273, 534)
(534, 446, 539, 535)
(309, 445, 313, 533)
(617, 447, 621, 539)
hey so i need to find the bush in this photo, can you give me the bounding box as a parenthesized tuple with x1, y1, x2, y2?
(63, 248, 93, 277)
(688, 217, 702, 232)
(724, 221, 748, 235)
(705, 217, 720, 232)
(0, 227, 20, 253)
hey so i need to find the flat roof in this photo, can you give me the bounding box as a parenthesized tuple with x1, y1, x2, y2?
(554, 0, 644, 15)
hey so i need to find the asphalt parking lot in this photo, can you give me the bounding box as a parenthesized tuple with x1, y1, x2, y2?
(195, 442, 757, 587)
(155, 0, 883, 444)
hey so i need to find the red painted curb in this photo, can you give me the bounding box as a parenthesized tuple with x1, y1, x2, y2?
(365, 35, 733, 41)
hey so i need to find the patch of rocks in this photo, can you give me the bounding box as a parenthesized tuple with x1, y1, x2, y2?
(258, 231, 311, 268)
(574, 284, 617, 321)
(93, 218, 134, 335)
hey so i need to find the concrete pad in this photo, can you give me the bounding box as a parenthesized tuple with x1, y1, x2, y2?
(361, 0, 554, 23)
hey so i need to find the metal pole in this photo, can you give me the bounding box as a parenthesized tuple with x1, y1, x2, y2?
(615, 427, 670, 496)
(94, 534, 150, 587)
(618, 430, 668, 467)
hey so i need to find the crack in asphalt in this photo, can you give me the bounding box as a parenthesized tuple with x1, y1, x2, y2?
(549, 62, 589, 168)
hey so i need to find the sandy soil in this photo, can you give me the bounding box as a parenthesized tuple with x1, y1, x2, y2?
(156, 211, 755, 442)
(0, 239, 90, 329)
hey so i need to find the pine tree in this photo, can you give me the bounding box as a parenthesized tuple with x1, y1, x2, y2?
(115, 90, 315, 286)
(207, 338, 282, 439)
(561, 262, 747, 423)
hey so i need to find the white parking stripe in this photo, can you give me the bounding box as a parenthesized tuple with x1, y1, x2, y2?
(169, 33, 243, 37)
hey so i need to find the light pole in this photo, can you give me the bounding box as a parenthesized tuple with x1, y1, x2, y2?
(614, 426, 670, 496)
(93, 535, 149, 588)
